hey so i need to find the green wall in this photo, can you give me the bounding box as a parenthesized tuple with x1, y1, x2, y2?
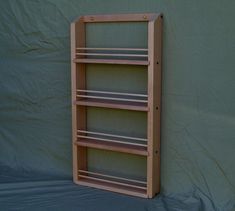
(0, 0, 234, 210)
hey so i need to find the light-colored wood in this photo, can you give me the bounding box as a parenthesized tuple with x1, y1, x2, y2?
(80, 13, 160, 23)
(77, 135, 147, 147)
(74, 58, 149, 66)
(71, 18, 87, 183)
(76, 99, 148, 111)
(71, 22, 78, 182)
(75, 139, 148, 156)
(77, 89, 147, 98)
(78, 170, 147, 185)
(77, 47, 148, 51)
(76, 94, 148, 103)
(77, 130, 147, 142)
(72, 13, 162, 198)
(75, 179, 147, 198)
(147, 16, 162, 198)
(76, 52, 148, 57)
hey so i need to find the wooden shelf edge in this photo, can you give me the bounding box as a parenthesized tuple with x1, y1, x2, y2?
(73, 58, 149, 66)
(74, 179, 148, 198)
(75, 99, 148, 112)
(74, 139, 148, 156)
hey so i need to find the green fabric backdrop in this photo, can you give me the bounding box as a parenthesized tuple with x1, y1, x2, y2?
(0, 0, 234, 210)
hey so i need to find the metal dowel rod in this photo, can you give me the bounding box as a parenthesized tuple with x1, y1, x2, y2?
(77, 130, 147, 142)
(76, 47, 148, 51)
(77, 135, 147, 147)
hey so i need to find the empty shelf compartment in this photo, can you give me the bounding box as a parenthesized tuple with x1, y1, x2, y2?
(77, 169, 147, 198)
(75, 130, 148, 156)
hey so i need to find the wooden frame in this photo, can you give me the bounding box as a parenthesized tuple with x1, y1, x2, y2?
(71, 13, 162, 198)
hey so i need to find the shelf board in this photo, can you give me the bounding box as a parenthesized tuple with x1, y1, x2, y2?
(73, 58, 149, 66)
(75, 99, 148, 111)
(75, 178, 147, 198)
(74, 139, 148, 156)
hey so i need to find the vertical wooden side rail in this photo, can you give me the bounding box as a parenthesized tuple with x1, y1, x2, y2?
(71, 18, 87, 183)
(147, 15, 162, 198)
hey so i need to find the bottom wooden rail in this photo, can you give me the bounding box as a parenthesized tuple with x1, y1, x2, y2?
(76, 169, 147, 198)
(78, 170, 146, 186)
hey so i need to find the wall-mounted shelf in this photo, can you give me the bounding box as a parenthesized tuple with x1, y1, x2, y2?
(73, 47, 149, 65)
(74, 129, 148, 156)
(75, 89, 148, 111)
(71, 13, 162, 198)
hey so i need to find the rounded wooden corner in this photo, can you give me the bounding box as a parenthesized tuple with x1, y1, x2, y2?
(149, 13, 163, 22)
(72, 16, 85, 24)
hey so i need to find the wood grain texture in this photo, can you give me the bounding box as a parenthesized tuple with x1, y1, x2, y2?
(147, 15, 162, 198)
(71, 22, 78, 182)
(71, 19, 88, 183)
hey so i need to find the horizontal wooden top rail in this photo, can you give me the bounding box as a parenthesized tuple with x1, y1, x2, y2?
(77, 130, 147, 142)
(76, 13, 161, 23)
(76, 47, 148, 51)
(77, 134, 147, 147)
(77, 89, 147, 98)
(78, 170, 147, 185)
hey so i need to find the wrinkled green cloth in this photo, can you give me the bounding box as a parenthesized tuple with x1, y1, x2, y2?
(0, 1, 234, 210)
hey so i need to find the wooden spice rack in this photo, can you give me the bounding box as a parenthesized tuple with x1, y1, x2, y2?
(71, 13, 162, 198)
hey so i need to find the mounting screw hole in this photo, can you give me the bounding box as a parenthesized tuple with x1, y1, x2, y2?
(156, 106, 158, 110)
(157, 62, 159, 64)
